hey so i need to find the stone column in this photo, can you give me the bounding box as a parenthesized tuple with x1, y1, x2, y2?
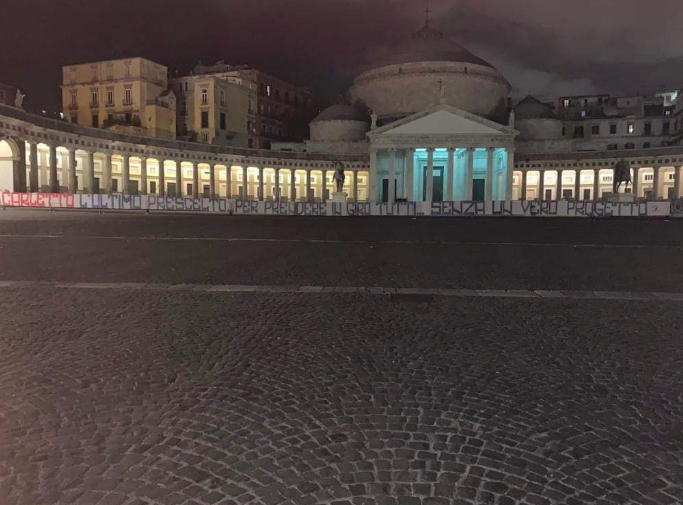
(68, 149, 77, 193)
(447, 147, 455, 201)
(506, 147, 515, 201)
(557, 170, 564, 200)
(632, 166, 640, 199)
(521, 171, 528, 201)
(49, 145, 59, 193)
(353, 171, 359, 202)
(157, 159, 166, 196)
(305, 170, 312, 202)
(242, 166, 248, 199)
(13, 140, 27, 192)
(290, 169, 296, 201)
(465, 147, 474, 200)
(538, 170, 545, 200)
(592, 168, 599, 200)
(574, 170, 581, 200)
(175, 161, 183, 197)
(370, 148, 379, 203)
(258, 167, 264, 201)
(674, 166, 682, 200)
(426, 147, 434, 202)
(225, 167, 232, 198)
(652, 165, 661, 199)
(388, 148, 396, 204)
(485, 147, 494, 201)
(322, 170, 327, 202)
(274, 168, 281, 200)
(191, 162, 199, 198)
(122, 155, 131, 194)
(140, 157, 148, 195)
(29, 142, 39, 192)
(209, 164, 216, 199)
(86, 151, 95, 193)
(105, 154, 113, 194)
(406, 148, 414, 201)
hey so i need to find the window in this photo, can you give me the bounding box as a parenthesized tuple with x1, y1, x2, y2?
(92, 114, 99, 127)
(247, 120, 253, 133)
(248, 138, 254, 148)
(248, 98, 254, 113)
(124, 87, 132, 106)
(220, 112, 226, 130)
(627, 123, 635, 134)
(592, 125, 600, 135)
(562, 99, 570, 108)
(125, 63, 131, 78)
(90, 89, 99, 107)
(266, 85, 271, 97)
(663, 121, 670, 134)
(665, 109, 672, 116)
(184, 82, 189, 92)
(201, 88, 208, 105)
(644, 122, 652, 135)
(125, 112, 132, 124)
(644, 142, 651, 148)
(70, 91, 77, 107)
(607, 144, 618, 150)
(573, 126, 584, 138)
(610, 124, 617, 134)
(201, 133, 209, 143)
(220, 90, 225, 106)
(201, 111, 209, 129)
(71, 115, 77, 123)
(562, 127, 566, 136)
(581, 111, 586, 118)
(106, 89, 114, 106)
(625, 143, 635, 149)
(644, 174, 654, 181)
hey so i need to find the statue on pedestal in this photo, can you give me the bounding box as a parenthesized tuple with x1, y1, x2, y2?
(333, 161, 346, 192)
(370, 111, 378, 130)
(613, 158, 632, 193)
(508, 109, 515, 128)
(14, 89, 25, 109)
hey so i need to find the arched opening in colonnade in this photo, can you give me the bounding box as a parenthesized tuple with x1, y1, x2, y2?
(0, 139, 18, 192)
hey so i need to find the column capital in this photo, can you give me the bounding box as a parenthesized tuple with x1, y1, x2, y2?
(447, 147, 455, 153)
(426, 147, 435, 152)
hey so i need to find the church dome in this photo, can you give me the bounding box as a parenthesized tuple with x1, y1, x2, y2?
(514, 95, 557, 120)
(311, 103, 369, 123)
(309, 99, 369, 142)
(348, 21, 510, 121)
(371, 23, 495, 70)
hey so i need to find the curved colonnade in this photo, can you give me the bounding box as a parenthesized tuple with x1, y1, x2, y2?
(0, 105, 370, 202)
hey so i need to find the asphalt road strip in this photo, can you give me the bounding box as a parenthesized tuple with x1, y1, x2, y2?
(0, 280, 682, 301)
(0, 234, 681, 248)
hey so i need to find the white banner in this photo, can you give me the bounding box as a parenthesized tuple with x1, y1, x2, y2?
(0, 192, 675, 218)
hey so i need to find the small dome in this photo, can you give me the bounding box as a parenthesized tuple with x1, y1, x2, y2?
(311, 103, 368, 123)
(514, 96, 557, 120)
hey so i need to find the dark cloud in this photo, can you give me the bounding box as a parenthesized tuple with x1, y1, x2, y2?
(1, 0, 681, 111)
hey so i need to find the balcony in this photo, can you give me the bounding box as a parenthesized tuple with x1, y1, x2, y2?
(90, 102, 99, 109)
(68, 104, 78, 110)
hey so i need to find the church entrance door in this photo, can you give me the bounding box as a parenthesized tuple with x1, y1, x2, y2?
(423, 166, 444, 202)
(381, 179, 397, 203)
(473, 179, 485, 201)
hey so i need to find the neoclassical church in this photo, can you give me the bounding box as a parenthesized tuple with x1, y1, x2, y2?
(1, 18, 682, 203)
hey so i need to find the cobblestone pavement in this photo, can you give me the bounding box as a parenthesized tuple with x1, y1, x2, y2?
(1, 287, 682, 505)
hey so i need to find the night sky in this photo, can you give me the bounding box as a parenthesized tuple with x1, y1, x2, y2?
(3, 0, 683, 112)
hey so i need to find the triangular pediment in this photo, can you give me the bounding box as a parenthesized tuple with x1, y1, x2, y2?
(368, 104, 517, 138)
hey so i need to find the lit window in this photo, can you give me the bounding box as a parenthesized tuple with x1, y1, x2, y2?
(665, 109, 672, 116)
(627, 123, 635, 134)
(201, 88, 208, 105)
(266, 85, 271, 97)
(562, 99, 570, 107)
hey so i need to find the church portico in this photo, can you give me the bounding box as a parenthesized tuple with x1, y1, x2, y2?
(368, 104, 517, 204)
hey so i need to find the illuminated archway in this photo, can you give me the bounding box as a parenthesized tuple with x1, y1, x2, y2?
(0, 139, 19, 192)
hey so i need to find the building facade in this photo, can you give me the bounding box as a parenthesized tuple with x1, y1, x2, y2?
(189, 62, 314, 149)
(62, 57, 176, 140)
(172, 75, 251, 148)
